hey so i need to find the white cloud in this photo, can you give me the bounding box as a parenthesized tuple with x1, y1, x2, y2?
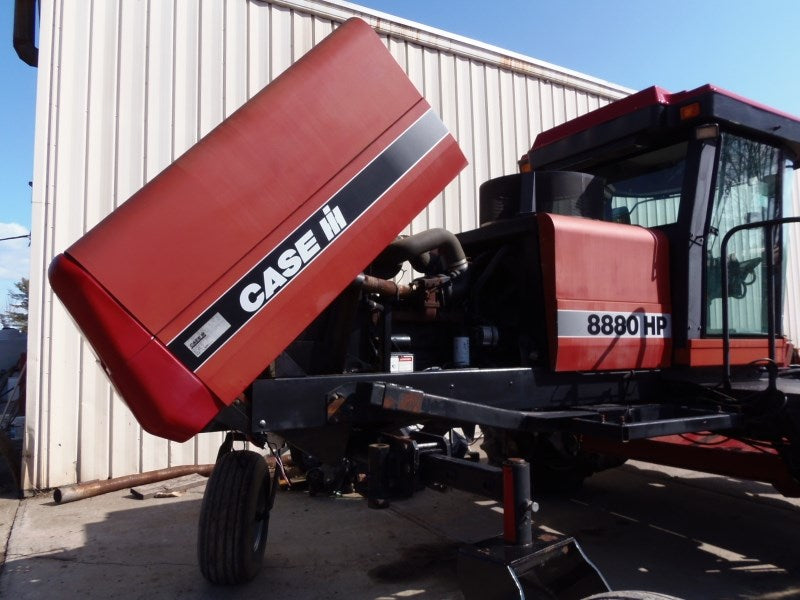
(0, 223, 31, 303)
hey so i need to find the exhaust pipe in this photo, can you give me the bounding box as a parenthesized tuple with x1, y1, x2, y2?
(374, 228, 468, 278)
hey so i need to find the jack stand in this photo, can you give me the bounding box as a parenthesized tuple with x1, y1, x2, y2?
(458, 458, 610, 600)
(367, 442, 391, 509)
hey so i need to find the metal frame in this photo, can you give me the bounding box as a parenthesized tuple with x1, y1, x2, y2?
(249, 369, 746, 444)
(721, 216, 800, 388)
(249, 367, 659, 432)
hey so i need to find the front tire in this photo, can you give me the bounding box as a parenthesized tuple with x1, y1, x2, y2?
(198, 450, 271, 584)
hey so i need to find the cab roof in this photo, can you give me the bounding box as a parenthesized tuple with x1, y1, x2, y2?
(529, 84, 800, 170)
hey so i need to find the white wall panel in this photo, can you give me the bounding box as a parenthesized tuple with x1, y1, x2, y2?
(25, 0, 57, 492)
(439, 52, 460, 232)
(26, 0, 629, 490)
(199, 1, 223, 138)
(270, 5, 293, 79)
(79, 0, 119, 483)
(484, 67, 503, 179)
(46, 0, 91, 487)
(512, 73, 531, 168)
(498, 70, 515, 172)
(525, 79, 542, 147)
(783, 170, 800, 347)
(539, 81, 555, 132)
(292, 11, 315, 59)
(247, 2, 271, 95)
(469, 61, 489, 211)
(454, 56, 476, 232)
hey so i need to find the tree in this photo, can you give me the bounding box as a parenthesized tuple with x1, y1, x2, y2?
(1, 278, 29, 333)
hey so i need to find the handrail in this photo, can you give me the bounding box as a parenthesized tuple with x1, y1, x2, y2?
(721, 216, 800, 389)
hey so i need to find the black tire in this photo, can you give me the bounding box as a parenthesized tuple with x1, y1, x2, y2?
(198, 450, 270, 584)
(582, 592, 684, 600)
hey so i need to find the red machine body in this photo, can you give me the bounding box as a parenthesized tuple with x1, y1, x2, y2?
(538, 213, 672, 372)
(49, 18, 467, 441)
(38, 7, 800, 588)
(530, 83, 800, 370)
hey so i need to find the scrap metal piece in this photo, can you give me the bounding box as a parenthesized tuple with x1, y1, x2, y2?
(458, 536, 610, 600)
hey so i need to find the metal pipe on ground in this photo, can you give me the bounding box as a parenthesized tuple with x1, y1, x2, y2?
(54, 454, 300, 503)
(54, 464, 216, 504)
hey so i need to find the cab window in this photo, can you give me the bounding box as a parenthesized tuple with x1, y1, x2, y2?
(705, 134, 780, 335)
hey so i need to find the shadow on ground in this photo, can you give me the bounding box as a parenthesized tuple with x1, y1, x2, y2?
(1, 462, 799, 599)
(1, 488, 468, 600)
(538, 462, 800, 599)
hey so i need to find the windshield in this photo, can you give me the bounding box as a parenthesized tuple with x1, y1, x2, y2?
(590, 142, 688, 227)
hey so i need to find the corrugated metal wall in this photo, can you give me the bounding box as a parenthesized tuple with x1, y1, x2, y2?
(25, 0, 631, 490)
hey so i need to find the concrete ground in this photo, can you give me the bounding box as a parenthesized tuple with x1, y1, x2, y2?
(1, 460, 799, 599)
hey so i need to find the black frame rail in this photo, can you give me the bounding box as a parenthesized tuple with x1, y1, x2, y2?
(369, 382, 741, 441)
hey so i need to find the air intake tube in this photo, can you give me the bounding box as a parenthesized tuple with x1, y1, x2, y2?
(371, 228, 468, 279)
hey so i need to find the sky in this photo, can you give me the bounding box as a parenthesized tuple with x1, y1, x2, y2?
(0, 3, 36, 318)
(1, 0, 799, 313)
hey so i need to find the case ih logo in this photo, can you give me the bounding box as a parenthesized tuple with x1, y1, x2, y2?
(238, 204, 347, 314)
(168, 110, 449, 372)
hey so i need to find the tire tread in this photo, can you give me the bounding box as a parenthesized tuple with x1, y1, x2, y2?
(198, 450, 269, 584)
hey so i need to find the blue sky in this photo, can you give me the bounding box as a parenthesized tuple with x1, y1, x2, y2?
(1, 0, 799, 310)
(360, 0, 800, 116)
(0, 3, 36, 313)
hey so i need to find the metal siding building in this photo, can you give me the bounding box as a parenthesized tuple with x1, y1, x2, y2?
(25, 0, 637, 490)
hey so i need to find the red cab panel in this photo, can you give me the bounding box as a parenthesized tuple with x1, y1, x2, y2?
(49, 18, 467, 441)
(538, 213, 672, 371)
